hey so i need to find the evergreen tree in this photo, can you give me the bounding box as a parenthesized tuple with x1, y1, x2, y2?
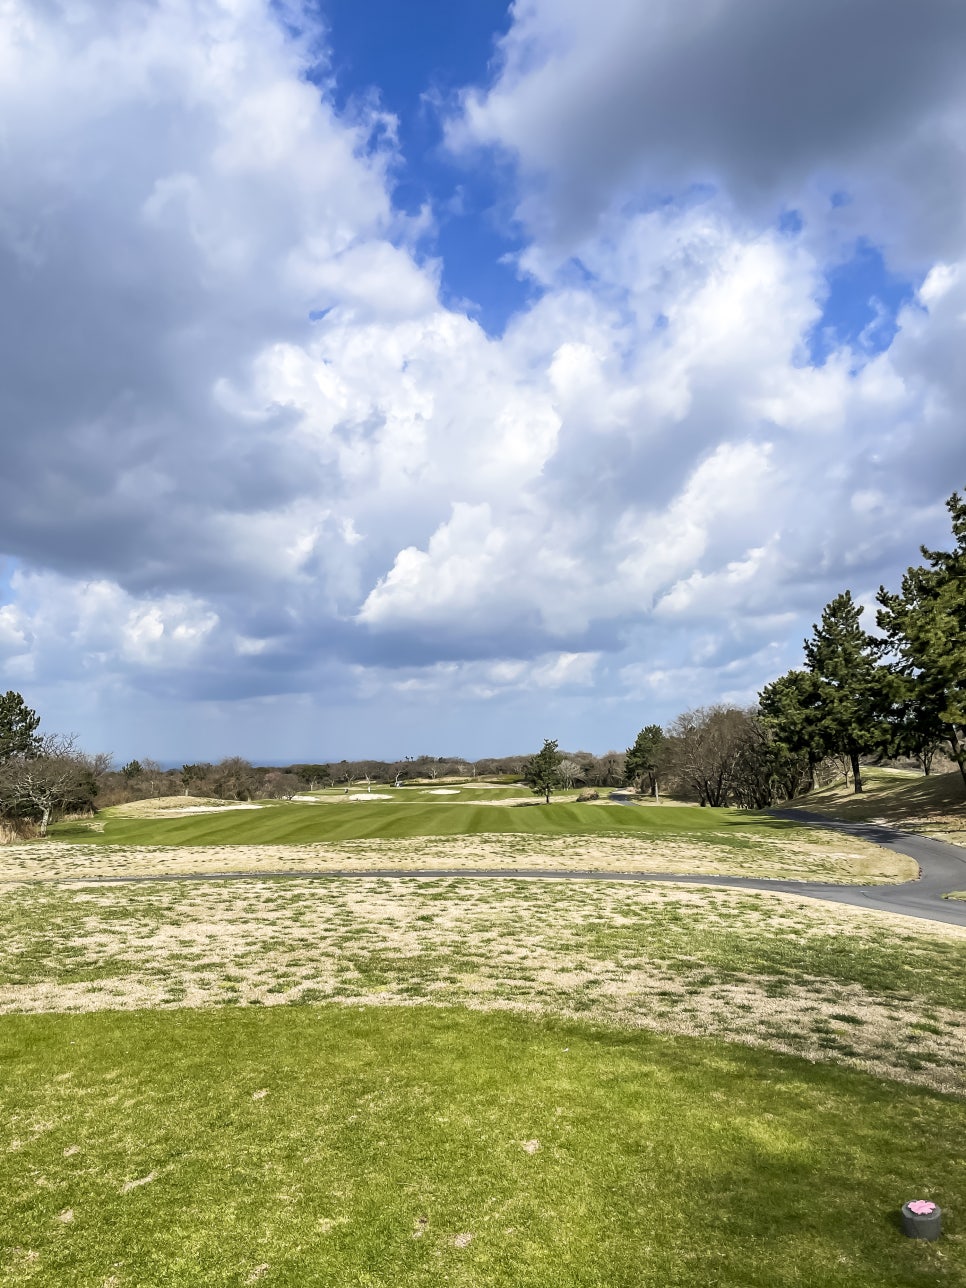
(523, 739, 563, 804)
(758, 669, 828, 790)
(877, 490, 966, 792)
(624, 725, 667, 800)
(802, 591, 887, 793)
(878, 674, 947, 775)
(0, 691, 40, 763)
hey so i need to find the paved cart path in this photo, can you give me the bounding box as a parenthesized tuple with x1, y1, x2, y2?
(13, 808, 966, 928)
(762, 808, 966, 926)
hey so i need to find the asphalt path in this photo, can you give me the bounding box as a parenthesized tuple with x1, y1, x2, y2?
(25, 807, 966, 929)
(763, 808, 966, 927)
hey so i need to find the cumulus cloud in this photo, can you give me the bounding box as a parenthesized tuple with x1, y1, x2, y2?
(0, 0, 964, 758)
(0, 0, 397, 592)
(450, 0, 966, 260)
(362, 649, 600, 702)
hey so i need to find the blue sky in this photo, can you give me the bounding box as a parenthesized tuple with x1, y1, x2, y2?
(313, 0, 531, 331)
(0, 0, 965, 763)
(807, 238, 917, 366)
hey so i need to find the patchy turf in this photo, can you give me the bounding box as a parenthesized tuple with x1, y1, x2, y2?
(3, 782, 960, 1284)
(2, 876, 965, 1095)
(0, 825, 915, 885)
(2, 1006, 963, 1288)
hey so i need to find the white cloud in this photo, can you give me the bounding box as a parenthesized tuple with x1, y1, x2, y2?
(359, 502, 509, 629)
(121, 601, 219, 669)
(0, 605, 28, 660)
(655, 545, 776, 619)
(0, 572, 219, 680)
(0, 0, 964, 760)
(366, 650, 600, 702)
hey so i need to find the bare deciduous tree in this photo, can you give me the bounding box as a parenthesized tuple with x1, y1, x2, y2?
(212, 757, 259, 801)
(665, 707, 748, 807)
(558, 758, 581, 789)
(0, 734, 107, 836)
(263, 771, 301, 800)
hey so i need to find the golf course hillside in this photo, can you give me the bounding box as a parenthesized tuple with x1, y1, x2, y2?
(5, 3, 966, 1282)
(3, 785, 964, 1284)
(788, 766, 966, 843)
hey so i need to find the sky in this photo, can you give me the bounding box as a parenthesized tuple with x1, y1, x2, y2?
(1, 0, 966, 765)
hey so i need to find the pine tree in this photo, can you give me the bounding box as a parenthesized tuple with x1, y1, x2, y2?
(877, 491, 966, 792)
(0, 691, 40, 763)
(624, 725, 666, 800)
(758, 669, 828, 791)
(802, 591, 887, 793)
(523, 739, 563, 804)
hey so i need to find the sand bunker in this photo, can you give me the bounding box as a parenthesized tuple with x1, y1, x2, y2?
(108, 796, 264, 819)
(424, 789, 460, 795)
(347, 793, 393, 801)
(156, 803, 263, 817)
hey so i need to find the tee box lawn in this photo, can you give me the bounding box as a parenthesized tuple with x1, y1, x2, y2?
(2, 1005, 963, 1287)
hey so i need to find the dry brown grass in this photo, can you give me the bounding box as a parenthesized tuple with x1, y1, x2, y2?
(0, 829, 916, 884)
(0, 819, 37, 844)
(800, 767, 966, 845)
(2, 876, 964, 1095)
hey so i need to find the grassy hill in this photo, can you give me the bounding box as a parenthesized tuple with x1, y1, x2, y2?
(61, 797, 798, 846)
(30, 786, 916, 885)
(791, 766, 966, 842)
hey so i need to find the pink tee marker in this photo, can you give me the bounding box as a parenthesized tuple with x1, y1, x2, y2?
(901, 1199, 942, 1240)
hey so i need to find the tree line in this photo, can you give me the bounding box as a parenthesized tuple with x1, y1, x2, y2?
(524, 709, 818, 810)
(104, 750, 631, 803)
(0, 719, 637, 837)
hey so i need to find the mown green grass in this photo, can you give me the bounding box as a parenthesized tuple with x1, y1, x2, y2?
(2, 1006, 961, 1287)
(52, 801, 798, 848)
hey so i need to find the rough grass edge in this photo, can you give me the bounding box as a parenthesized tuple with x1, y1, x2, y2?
(0, 818, 37, 844)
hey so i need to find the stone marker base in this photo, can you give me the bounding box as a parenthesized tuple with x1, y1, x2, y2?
(901, 1203, 942, 1240)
